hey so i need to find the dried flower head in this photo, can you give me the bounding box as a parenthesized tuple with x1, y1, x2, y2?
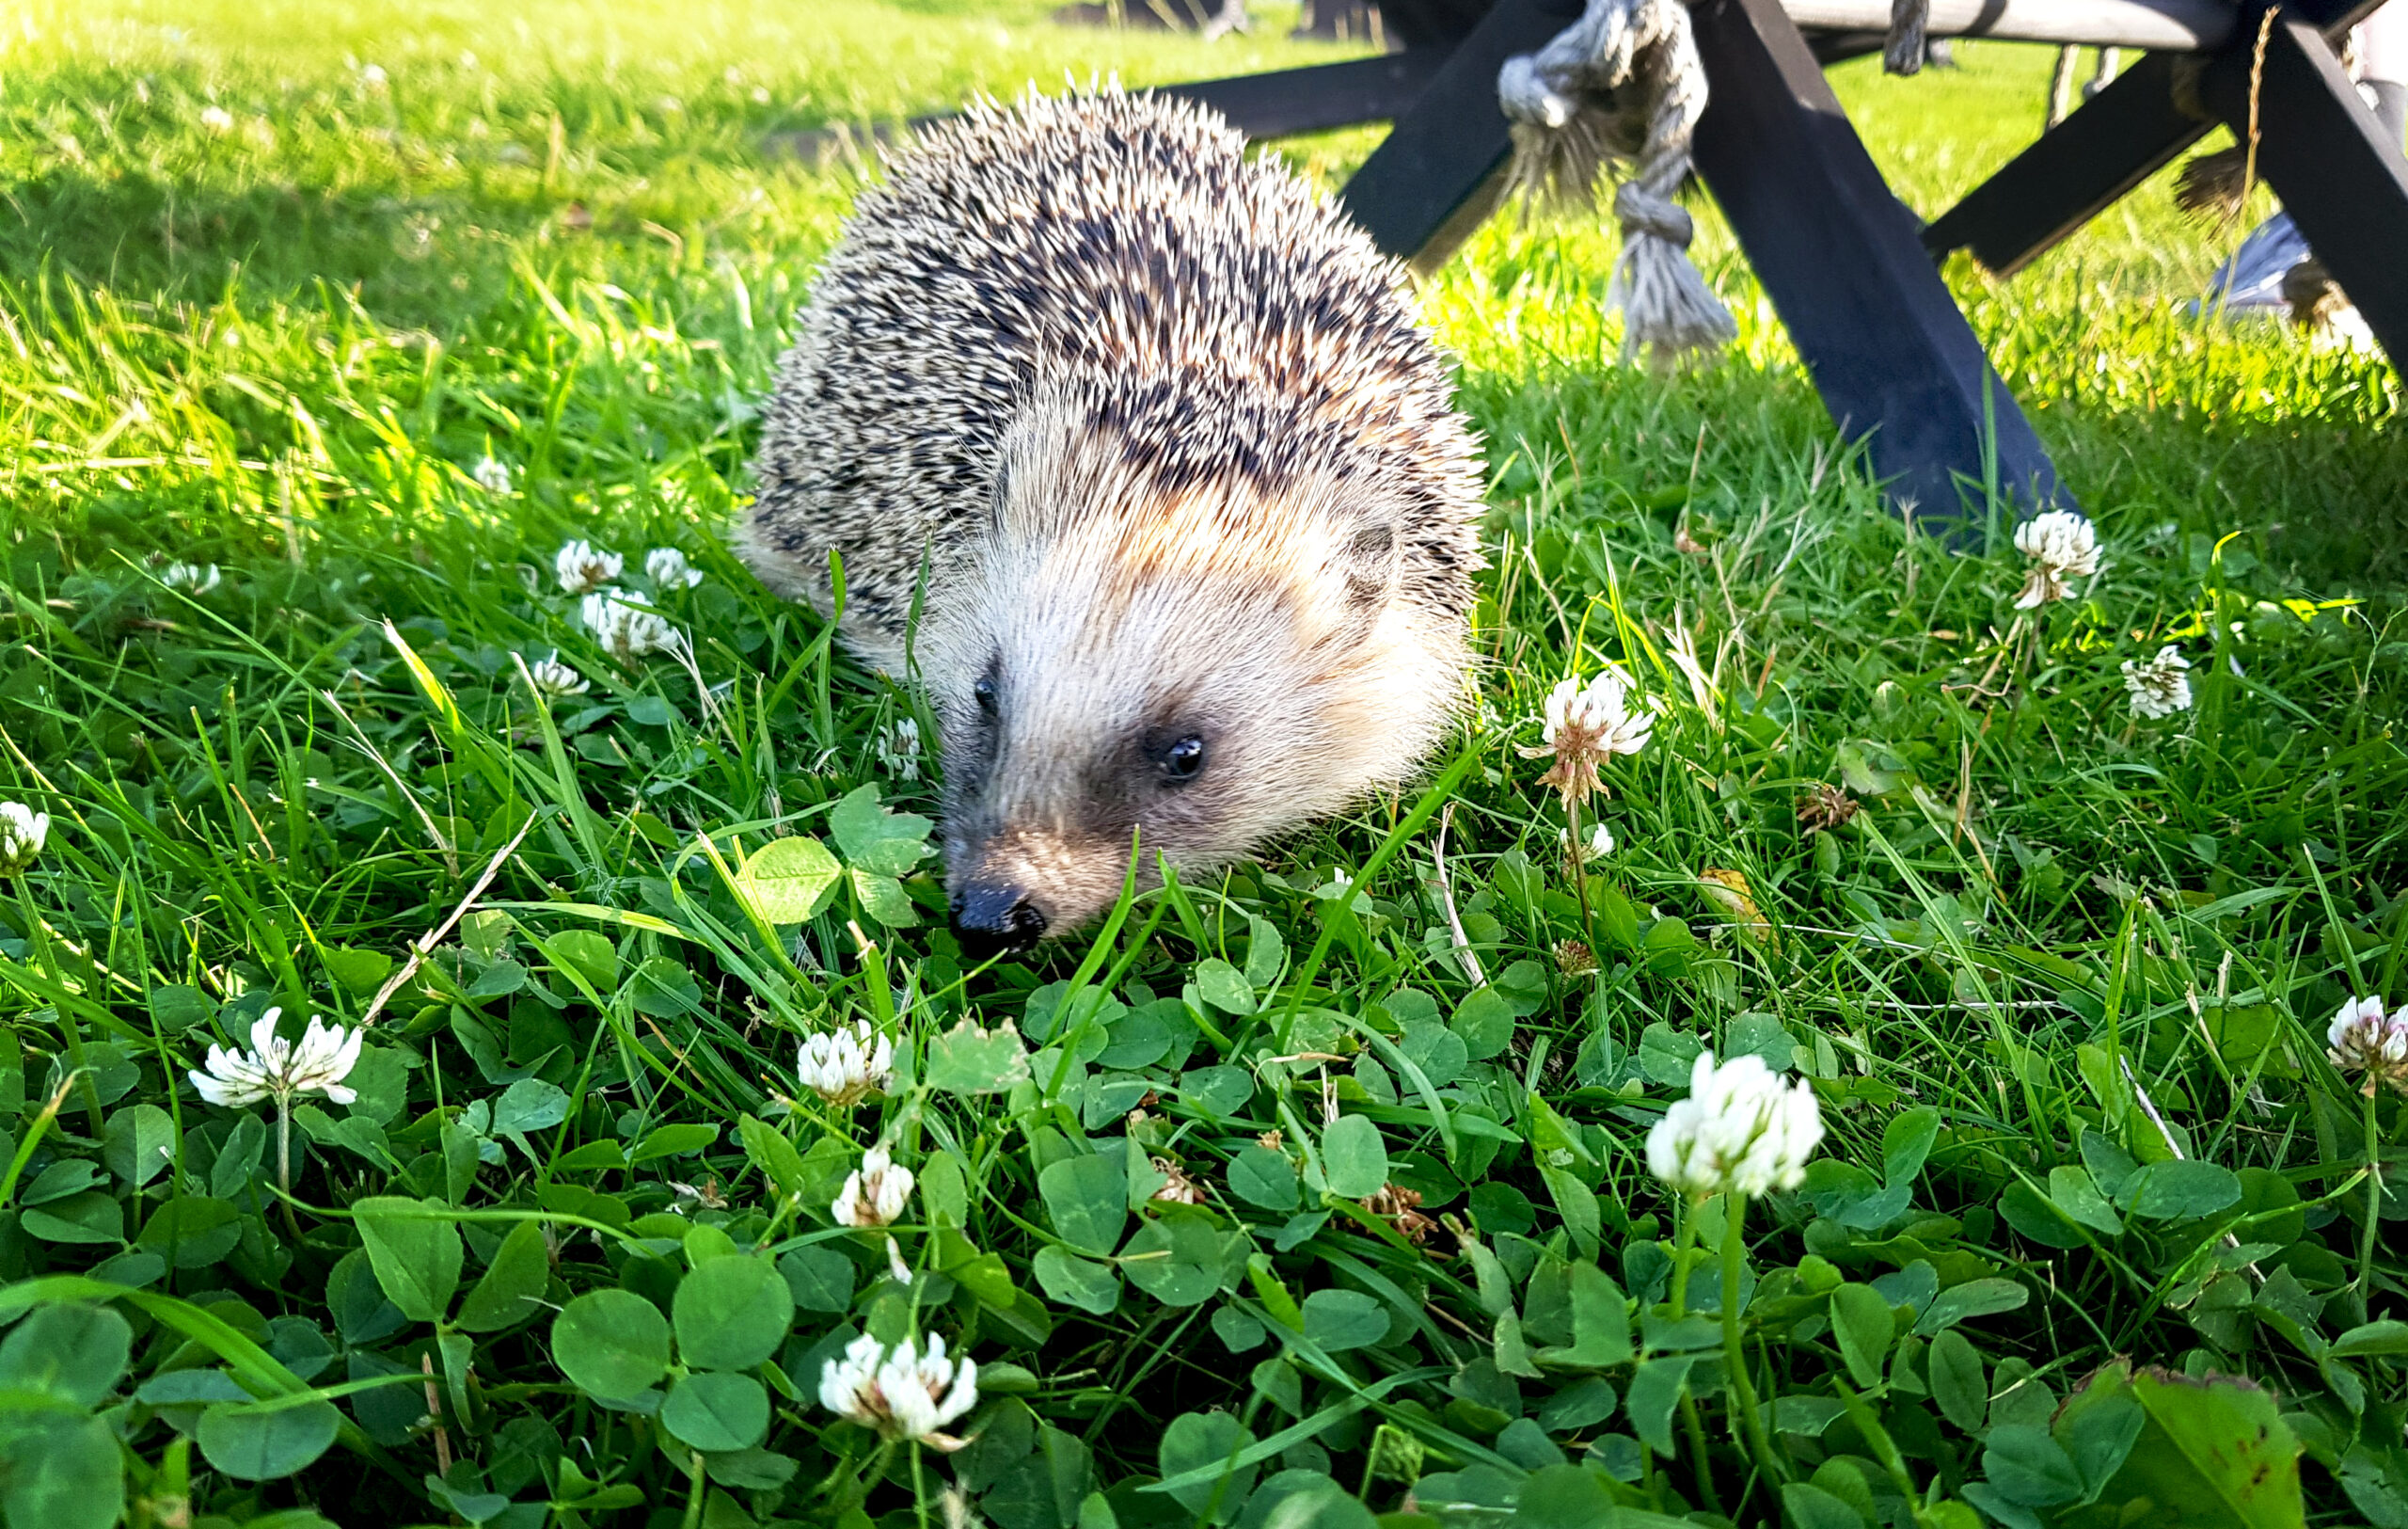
(189, 1009, 364, 1109)
(522, 654, 590, 696)
(2327, 995, 2408, 1097)
(554, 539, 623, 595)
(799, 1021, 894, 1108)
(832, 1145, 914, 1228)
(1149, 1156, 1207, 1206)
(1554, 939, 1599, 977)
(1796, 784, 1858, 835)
(579, 589, 680, 661)
(817, 1332, 978, 1448)
(1647, 1051, 1824, 1199)
(2012, 511, 2100, 609)
(1517, 668, 1652, 808)
(471, 456, 515, 494)
(644, 547, 705, 590)
(0, 803, 49, 877)
(161, 562, 222, 595)
(1364, 1183, 1436, 1244)
(2121, 645, 2193, 719)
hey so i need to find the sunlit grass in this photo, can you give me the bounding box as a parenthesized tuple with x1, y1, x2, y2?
(0, 1, 2400, 1523)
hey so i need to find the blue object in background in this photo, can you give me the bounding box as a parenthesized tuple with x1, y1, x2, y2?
(2195, 212, 2313, 314)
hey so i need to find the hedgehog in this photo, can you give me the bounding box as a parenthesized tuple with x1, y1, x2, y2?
(741, 89, 1486, 955)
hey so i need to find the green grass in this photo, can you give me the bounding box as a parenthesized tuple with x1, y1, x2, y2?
(0, 1, 2403, 1526)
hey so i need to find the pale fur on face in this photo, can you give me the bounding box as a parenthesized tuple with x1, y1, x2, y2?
(921, 402, 1467, 936)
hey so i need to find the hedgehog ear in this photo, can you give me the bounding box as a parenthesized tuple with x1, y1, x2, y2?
(1334, 521, 1402, 635)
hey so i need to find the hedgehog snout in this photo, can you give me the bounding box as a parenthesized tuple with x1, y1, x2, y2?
(950, 882, 1049, 959)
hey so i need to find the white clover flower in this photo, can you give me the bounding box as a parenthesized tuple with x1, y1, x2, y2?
(554, 539, 622, 595)
(1516, 668, 1652, 808)
(0, 803, 49, 876)
(579, 589, 681, 661)
(189, 1009, 364, 1109)
(884, 1234, 914, 1285)
(643, 547, 705, 590)
(877, 717, 922, 782)
(2121, 645, 2193, 719)
(799, 1021, 894, 1107)
(817, 1331, 978, 1448)
(522, 654, 590, 697)
(2012, 511, 2100, 609)
(471, 456, 515, 494)
(199, 105, 234, 134)
(161, 562, 222, 595)
(1564, 820, 1615, 862)
(359, 63, 388, 89)
(1646, 1051, 1824, 1199)
(832, 1145, 913, 1227)
(2328, 995, 2408, 1097)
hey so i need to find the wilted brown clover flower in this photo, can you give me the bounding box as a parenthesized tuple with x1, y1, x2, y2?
(1363, 1184, 1436, 1245)
(1796, 784, 1859, 835)
(1149, 1157, 1207, 1205)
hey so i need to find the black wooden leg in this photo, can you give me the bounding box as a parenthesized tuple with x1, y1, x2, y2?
(1689, 0, 2072, 522)
(1335, 0, 1580, 265)
(764, 50, 1453, 163)
(1159, 49, 1451, 136)
(1921, 0, 2391, 278)
(1920, 56, 2206, 276)
(2200, 15, 2408, 364)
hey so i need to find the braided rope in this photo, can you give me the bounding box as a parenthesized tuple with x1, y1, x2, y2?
(1497, 0, 1736, 363)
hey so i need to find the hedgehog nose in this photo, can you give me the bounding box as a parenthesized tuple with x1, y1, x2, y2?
(951, 884, 1047, 957)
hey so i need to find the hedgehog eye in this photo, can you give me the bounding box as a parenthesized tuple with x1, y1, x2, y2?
(1158, 735, 1206, 783)
(974, 676, 999, 715)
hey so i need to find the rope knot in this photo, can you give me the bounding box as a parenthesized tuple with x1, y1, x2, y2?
(1612, 183, 1693, 247)
(1496, 0, 1735, 363)
(1497, 56, 1580, 130)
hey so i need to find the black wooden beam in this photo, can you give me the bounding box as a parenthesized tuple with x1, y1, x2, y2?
(1688, 0, 2072, 520)
(1920, 54, 2204, 276)
(2199, 14, 2408, 363)
(764, 49, 1451, 164)
(1335, 0, 1582, 267)
(1922, 0, 2393, 277)
(1373, 0, 1506, 48)
(1157, 48, 1450, 136)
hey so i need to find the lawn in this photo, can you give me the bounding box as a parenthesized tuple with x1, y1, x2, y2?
(0, 0, 2402, 1526)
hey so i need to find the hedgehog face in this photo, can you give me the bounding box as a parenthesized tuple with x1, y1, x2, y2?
(923, 418, 1465, 954)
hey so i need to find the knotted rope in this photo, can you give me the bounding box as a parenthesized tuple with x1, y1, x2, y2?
(1497, 0, 1736, 363)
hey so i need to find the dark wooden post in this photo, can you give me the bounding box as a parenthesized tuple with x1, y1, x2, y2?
(2199, 14, 2408, 363)
(1922, 0, 2394, 279)
(1688, 0, 2072, 523)
(1335, 0, 1584, 269)
(1921, 56, 2206, 276)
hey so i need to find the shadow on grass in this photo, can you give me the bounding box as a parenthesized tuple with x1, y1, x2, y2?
(0, 163, 728, 333)
(8, 157, 2400, 586)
